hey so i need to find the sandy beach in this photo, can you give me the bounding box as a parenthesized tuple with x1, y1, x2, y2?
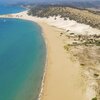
(38, 22, 87, 100)
(0, 11, 97, 100)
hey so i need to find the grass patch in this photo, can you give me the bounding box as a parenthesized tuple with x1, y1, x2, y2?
(64, 45, 69, 51)
(92, 97, 97, 100)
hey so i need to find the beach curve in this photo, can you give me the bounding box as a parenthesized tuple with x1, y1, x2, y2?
(0, 11, 88, 100)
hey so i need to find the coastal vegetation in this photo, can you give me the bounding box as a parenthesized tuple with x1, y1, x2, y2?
(92, 97, 97, 100)
(63, 33, 100, 100)
(28, 5, 100, 29)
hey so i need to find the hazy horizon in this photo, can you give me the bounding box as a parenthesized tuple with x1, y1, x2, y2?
(0, 0, 99, 4)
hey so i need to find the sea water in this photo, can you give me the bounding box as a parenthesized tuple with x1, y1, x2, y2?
(0, 18, 46, 100)
(0, 5, 25, 15)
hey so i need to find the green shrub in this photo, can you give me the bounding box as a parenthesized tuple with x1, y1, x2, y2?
(94, 73, 99, 77)
(64, 45, 69, 51)
(92, 97, 97, 100)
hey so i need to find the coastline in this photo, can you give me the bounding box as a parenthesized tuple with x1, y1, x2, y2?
(0, 11, 99, 100)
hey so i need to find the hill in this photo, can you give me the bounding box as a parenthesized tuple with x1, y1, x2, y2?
(28, 5, 100, 29)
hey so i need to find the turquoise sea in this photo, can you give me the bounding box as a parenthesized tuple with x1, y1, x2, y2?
(0, 5, 25, 15)
(0, 10, 46, 100)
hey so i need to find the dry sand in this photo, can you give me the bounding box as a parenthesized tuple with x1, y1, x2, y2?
(39, 22, 87, 100)
(0, 11, 88, 100)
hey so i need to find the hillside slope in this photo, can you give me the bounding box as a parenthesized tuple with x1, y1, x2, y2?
(28, 6, 100, 29)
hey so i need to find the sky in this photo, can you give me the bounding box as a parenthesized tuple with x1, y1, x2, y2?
(0, 0, 98, 4)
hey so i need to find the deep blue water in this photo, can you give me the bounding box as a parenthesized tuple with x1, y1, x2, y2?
(0, 5, 26, 15)
(0, 18, 46, 100)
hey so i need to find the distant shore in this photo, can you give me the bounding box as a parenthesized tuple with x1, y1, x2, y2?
(0, 11, 99, 100)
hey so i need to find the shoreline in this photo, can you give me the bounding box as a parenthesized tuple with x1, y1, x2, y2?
(0, 11, 98, 100)
(38, 24, 49, 100)
(0, 12, 48, 100)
